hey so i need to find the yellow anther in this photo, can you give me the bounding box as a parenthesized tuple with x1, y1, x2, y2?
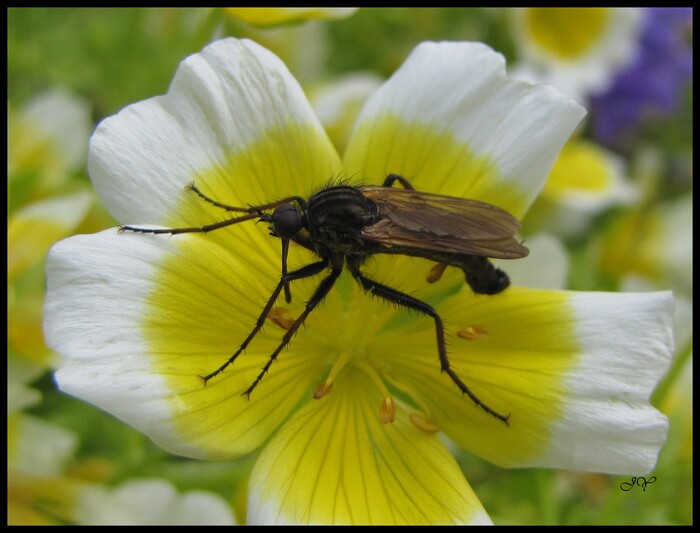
(313, 351, 352, 400)
(380, 397, 396, 424)
(267, 307, 295, 330)
(409, 413, 440, 433)
(313, 381, 333, 399)
(457, 324, 489, 340)
(356, 361, 396, 424)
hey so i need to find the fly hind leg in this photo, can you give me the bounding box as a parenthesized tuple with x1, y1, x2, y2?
(347, 258, 509, 424)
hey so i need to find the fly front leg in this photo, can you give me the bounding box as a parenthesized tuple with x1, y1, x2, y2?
(243, 263, 343, 397)
(187, 182, 307, 213)
(119, 212, 261, 235)
(199, 259, 329, 385)
(119, 186, 308, 236)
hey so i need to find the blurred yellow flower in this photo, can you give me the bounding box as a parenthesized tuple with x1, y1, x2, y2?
(8, 90, 94, 367)
(309, 72, 384, 155)
(527, 137, 637, 236)
(599, 194, 692, 293)
(225, 7, 357, 26)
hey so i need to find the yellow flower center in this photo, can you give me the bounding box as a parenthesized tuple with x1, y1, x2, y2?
(300, 266, 451, 426)
(313, 347, 397, 423)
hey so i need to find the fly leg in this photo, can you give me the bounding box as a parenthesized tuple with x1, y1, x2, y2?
(243, 263, 343, 397)
(187, 182, 307, 213)
(199, 259, 329, 385)
(119, 185, 307, 236)
(382, 173, 416, 190)
(347, 258, 509, 425)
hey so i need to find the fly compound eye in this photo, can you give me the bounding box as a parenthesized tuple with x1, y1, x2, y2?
(272, 203, 302, 239)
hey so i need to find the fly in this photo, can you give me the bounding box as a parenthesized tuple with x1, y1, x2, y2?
(119, 174, 528, 424)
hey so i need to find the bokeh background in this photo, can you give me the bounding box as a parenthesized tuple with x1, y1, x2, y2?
(8, 8, 692, 525)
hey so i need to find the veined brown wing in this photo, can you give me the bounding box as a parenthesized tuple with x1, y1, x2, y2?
(359, 186, 528, 259)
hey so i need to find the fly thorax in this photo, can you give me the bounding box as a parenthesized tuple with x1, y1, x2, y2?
(307, 186, 379, 248)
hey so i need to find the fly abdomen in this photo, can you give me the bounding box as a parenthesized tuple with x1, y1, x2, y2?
(459, 255, 510, 295)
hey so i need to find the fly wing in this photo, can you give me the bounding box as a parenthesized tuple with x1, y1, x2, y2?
(359, 186, 528, 259)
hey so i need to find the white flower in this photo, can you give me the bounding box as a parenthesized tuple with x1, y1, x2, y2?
(75, 479, 236, 525)
(510, 8, 643, 102)
(45, 38, 673, 524)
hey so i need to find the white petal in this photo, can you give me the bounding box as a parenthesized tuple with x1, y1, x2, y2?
(89, 38, 340, 225)
(533, 290, 674, 474)
(345, 41, 586, 217)
(47, 228, 317, 460)
(20, 88, 92, 172)
(47, 231, 179, 449)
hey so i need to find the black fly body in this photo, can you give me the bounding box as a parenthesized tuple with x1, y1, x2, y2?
(120, 174, 528, 424)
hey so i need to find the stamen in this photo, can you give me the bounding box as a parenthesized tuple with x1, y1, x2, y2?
(409, 413, 440, 433)
(457, 324, 489, 340)
(313, 351, 352, 400)
(356, 361, 395, 424)
(381, 374, 434, 423)
(313, 381, 333, 399)
(267, 307, 295, 330)
(379, 397, 396, 424)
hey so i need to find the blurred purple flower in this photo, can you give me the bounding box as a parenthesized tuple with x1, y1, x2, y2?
(590, 8, 692, 148)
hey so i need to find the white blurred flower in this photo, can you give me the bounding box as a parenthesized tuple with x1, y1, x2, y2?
(599, 193, 692, 295)
(8, 191, 92, 281)
(76, 479, 236, 525)
(8, 89, 95, 367)
(9, 415, 79, 477)
(493, 233, 569, 290)
(9, 88, 92, 191)
(310, 72, 385, 154)
(7, 355, 45, 415)
(510, 8, 643, 103)
(528, 137, 637, 237)
(8, 355, 79, 477)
